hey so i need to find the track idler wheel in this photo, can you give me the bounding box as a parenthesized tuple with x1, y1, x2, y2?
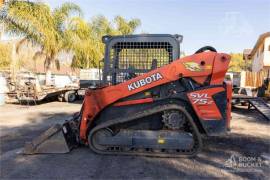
(90, 128, 113, 151)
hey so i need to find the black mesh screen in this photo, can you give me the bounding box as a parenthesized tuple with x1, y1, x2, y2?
(109, 42, 173, 84)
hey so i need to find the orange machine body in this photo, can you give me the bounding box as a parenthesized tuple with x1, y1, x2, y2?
(80, 52, 231, 141)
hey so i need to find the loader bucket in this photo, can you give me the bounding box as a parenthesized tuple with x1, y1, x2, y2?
(23, 123, 77, 154)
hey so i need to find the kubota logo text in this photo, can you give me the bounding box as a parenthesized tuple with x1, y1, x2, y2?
(189, 93, 213, 105)
(128, 73, 163, 91)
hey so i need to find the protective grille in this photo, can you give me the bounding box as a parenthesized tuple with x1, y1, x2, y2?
(109, 42, 173, 84)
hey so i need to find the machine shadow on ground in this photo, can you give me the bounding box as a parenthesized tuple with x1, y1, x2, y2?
(0, 112, 74, 154)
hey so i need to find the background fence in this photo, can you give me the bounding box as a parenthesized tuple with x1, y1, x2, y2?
(241, 70, 269, 88)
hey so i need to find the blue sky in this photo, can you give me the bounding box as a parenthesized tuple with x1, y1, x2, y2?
(43, 0, 270, 54)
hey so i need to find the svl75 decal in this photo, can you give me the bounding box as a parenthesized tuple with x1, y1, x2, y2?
(189, 93, 213, 105)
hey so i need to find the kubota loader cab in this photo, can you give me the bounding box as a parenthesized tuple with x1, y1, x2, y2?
(24, 34, 232, 157)
(101, 34, 182, 85)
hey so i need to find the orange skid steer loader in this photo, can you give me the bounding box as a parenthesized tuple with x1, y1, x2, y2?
(24, 34, 232, 157)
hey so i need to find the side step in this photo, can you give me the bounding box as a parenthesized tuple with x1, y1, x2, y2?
(248, 98, 270, 121)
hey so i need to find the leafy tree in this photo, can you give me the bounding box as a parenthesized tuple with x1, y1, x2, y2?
(0, 0, 82, 85)
(0, 42, 11, 69)
(229, 53, 251, 72)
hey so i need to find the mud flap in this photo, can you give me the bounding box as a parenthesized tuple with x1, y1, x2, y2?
(23, 122, 77, 154)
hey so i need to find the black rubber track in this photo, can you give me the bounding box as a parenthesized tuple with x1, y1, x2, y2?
(88, 104, 202, 158)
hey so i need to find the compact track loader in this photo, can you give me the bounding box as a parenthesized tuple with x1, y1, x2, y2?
(24, 34, 232, 157)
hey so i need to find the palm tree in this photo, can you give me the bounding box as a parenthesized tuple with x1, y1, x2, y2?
(0, 0, 82, 85)
(66, 17, 103, 69)
(0, 1, 141, 74)
(114, 16, 141, 35)
(70, 15, 141, 69)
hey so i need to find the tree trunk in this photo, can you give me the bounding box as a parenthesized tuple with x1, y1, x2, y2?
(10, 43, 17, 82)
(45, 68, 52, 86)
(45, 59, 52, 86)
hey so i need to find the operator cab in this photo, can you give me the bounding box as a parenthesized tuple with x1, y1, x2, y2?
(102, 34, 183, 85)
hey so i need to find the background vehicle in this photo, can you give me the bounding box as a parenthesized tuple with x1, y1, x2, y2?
(6, 71, 79, 103)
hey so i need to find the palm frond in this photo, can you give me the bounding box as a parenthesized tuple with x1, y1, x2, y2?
(0, 6, 43, 43)
(53, 2, 82, 33)
(15, 37, 27, 53)
(33, 51, 45, 61)
(114, 16, 141, 35)
(53, 2, 82, 18)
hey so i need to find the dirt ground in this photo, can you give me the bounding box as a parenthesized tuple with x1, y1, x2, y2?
(0, 101, 269, 179)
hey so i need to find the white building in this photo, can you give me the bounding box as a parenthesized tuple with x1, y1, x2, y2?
(244, 32, 270, 74)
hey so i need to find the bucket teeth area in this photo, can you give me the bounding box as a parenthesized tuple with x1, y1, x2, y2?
(23, 124, 71, 154)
